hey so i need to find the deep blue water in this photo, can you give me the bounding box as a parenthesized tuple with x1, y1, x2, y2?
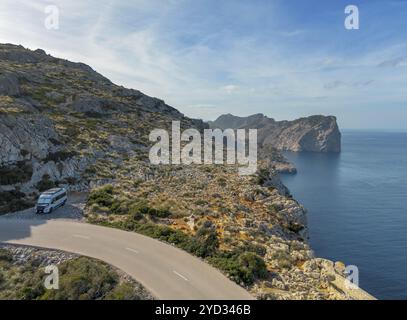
(281, 130, 407, 300)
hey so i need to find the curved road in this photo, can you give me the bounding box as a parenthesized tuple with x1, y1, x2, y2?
(0, 219, 253, 300)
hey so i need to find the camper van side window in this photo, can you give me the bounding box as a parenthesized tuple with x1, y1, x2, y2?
(60, 193, 66, 200)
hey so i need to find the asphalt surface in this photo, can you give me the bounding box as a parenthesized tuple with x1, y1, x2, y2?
(0, 218, 254, 300)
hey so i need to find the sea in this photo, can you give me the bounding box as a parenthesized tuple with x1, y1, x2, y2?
(280, 130, 407, 300)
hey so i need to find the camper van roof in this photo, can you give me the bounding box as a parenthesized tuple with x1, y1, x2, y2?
(42, 188, 65, 195)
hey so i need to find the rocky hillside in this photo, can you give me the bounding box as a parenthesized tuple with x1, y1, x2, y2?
(85, 163, 357, 300)
(0, 44, 206, 212)
(0, 44, 367, 300)
(209, 113, 341, 153)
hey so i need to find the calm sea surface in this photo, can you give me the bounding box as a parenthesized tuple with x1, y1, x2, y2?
(281, 130, 407, 300)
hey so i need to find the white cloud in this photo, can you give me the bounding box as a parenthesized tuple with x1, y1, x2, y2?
(221, 85, 239, 94)
(0, 0, 406, 128)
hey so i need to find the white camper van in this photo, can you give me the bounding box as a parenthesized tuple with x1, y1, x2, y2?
(36, 188, 68, 214)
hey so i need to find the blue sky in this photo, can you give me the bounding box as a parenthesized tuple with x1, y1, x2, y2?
(0, 0, 406, 129)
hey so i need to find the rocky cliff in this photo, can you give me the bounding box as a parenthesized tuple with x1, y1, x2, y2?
(209, 113, 341, 153)
(0, 44, 206, 203)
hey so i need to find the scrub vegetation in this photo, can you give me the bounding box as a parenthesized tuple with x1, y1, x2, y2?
(0, 248, 153, 300)
(0, 190, 35, 215)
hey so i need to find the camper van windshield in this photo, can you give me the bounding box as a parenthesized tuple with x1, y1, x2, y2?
(38, 196, 52, 204)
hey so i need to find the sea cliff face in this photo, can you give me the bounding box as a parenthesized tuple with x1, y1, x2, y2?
(209, 113, 341, 153)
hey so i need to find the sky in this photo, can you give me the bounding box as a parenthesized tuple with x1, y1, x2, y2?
(0, 0, 406, 129)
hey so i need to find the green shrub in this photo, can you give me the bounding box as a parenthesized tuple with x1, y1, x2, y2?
(110, 199, 130, 215)
(104, 283, 143, 300)
(269, 250, 293, 269)
(238, 243, 267, 257)
(268, 203, 283, 214)
(20, 149, 30, 157)
(36, 174, 56, 192)
(0, 190, 34, 215)
(89, 190, 173, 218)
(190, 223, 219, 257)
(94, 217, 219, 259)
(87, 185, 114, 207)
(129, 210, 143, 221)
(217, 177, 227, 187)
(6, 198, 33, 213)
(256, 168, 270, 185)
(40, 257, 118, 300)
(44, 150, 77, 162)
(17, 280, 46, 300)
(194, 199, 208, 206)
(238, 252, 268, 279)
(208, 255, 243, 282)
(137, 206, 171, 218)
(84, 111, 104, 119)
(286, 222, 304, 234)
(0, 249, 13, 262)
(63, 177, 78, 185)
(31, 88, 49, 104)
(209, 251, 268, 285)
(0, 190, 25, 205)
(0, 162, 33, 185)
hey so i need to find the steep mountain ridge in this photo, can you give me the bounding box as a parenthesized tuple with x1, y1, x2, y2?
(0, 44, 206, 199)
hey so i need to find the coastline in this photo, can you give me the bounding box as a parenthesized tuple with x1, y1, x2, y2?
(277, 165, 376, 300)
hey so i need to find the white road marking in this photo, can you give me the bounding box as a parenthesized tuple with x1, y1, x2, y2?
(72, 234, 90, 240)
(125, 247, 139, 254)
(173, 270, 189, 281)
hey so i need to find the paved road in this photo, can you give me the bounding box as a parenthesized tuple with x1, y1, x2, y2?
(0, 219, 253, 300)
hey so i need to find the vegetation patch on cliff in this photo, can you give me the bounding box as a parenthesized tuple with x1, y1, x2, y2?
(0, 189, 35, 215)
(0, 162, 33, 185)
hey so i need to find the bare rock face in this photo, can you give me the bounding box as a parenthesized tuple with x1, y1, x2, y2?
(0, 113, 59, 166)
(264, 115, 341, 152)
(210, 113, 341, 153)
